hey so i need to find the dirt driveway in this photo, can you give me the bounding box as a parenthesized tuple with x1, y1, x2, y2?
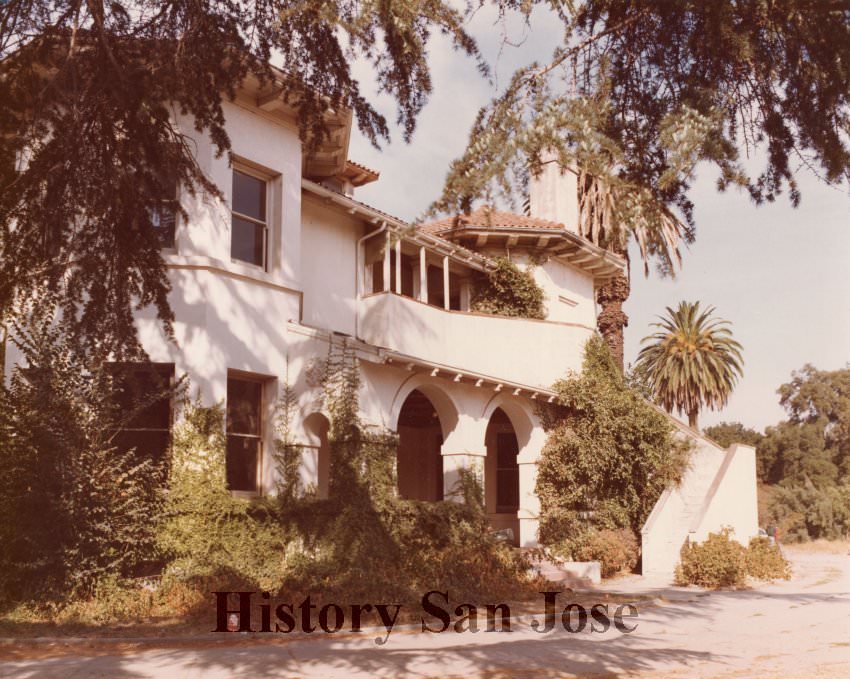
(2, 547, 849, 678)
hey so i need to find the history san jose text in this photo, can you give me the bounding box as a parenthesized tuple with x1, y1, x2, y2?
(213, 590, 639, 644)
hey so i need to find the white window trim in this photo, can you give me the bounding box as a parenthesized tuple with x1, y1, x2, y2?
(226, 370, 267, 498)
(230, 160, 278, 273)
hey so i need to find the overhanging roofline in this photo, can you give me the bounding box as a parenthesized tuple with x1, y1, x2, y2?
(436, 225, 627, 278)
(302, 178, 495, 272)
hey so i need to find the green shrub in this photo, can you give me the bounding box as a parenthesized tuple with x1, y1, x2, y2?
(745, 536, 791, 581)
(675, 528, 747, 588)
(0, 304, 166, 602)
(537, 336, 692, 550)
(273, 340, 537, 603)
(676, 529, 792, 588)
(156, 397, 288, 593)
(570, 529, 639, 578)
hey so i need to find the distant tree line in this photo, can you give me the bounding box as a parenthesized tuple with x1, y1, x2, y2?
(704, 364, 850, 542)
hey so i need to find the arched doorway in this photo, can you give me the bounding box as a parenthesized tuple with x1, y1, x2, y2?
(485, 408, 520, 543)
(397, 389, 444, 501)
(303, 412, 330, 499)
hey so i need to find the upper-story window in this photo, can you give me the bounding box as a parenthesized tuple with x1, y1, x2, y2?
(149, 173, 177, 250)
(231, 168, 268, 268)
(150, 200, 177, 250)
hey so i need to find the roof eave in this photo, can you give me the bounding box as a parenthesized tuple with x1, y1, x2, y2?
(430, 226, 627, 278)
(301, 179, 494, 272)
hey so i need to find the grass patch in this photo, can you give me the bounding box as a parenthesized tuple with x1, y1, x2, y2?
(784, 539, 850, 555)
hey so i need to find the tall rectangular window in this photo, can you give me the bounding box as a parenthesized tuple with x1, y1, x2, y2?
(112, 363, 174, 462)
(231, 169, 267, 268)
(226, 376, 263, 493)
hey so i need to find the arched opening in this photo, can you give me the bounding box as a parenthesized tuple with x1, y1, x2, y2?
(485, 408, 520, 543)
(303, 412, 330, 499)
(397, 389, 443, 501)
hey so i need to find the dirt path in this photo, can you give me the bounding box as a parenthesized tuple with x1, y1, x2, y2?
(2, 548, 849, 678)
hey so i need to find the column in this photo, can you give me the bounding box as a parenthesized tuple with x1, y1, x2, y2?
(459, 279, 471, 311)
(441, 414, 487, 503)
(517, 459, 541, 547)
(419, 246, 428, 303)
(382, 231, 391, 293)
(443, 255, 450, 310)
(394, 238, 402, 294)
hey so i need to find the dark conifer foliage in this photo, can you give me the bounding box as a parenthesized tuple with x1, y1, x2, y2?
(434, 1, 850, 274)
(0, 0, 482, 358)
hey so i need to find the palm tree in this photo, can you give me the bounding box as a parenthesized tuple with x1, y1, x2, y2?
(636, 301, 743, 430)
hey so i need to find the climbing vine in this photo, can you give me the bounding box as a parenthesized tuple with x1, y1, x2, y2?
(471, 257, 546, 320)
(274, 336, 535, 601)
(536, 335, 692, 566)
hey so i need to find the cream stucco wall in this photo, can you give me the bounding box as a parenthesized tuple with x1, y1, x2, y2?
(300, 196, 360, 336)
(533, 257, 597, 326)
(358, 292, 594, 390)
(1, 94, 760, 560)
(641, 433, 760, 576)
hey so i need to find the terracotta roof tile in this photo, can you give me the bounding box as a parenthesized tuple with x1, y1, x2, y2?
(419, 206, 565, 235)
(345, 159, 380, 178)
(339, 159, 380, 186)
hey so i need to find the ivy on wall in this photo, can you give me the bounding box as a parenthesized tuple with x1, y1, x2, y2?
(471, 257, 546, 320)
(157, 397, 288, 592)
(267, 337, 534, 601)
(536, 335, 692, 561)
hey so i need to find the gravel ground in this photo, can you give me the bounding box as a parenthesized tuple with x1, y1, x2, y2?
(2, 546, 849, 678)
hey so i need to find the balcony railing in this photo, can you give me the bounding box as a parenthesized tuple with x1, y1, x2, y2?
(358, 292, 594, 389)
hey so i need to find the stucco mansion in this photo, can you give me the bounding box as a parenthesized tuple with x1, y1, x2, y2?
(6, 74, 759, 576)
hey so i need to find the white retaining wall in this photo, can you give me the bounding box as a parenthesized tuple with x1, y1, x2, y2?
(641, 430, 759, 576)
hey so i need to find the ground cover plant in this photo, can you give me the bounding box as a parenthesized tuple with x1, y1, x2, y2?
(0, 339, 540, 629)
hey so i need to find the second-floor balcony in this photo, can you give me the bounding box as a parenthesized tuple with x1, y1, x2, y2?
(358, 291, 594, 390)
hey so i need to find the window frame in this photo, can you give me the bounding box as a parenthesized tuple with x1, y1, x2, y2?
(225, 371, 267, 497)
(230, 164, 271, 271)
(109, 362, 175, 463)
(150, 196, 178, 251)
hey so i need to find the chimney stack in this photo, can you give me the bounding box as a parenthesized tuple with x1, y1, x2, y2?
(528, 151, 579, 233)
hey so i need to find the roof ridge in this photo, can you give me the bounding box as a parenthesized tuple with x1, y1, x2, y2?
(418, 204, 566, 234)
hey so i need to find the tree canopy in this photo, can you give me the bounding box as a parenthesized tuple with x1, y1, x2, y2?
(758, 364, 850, 542)
(2, 1, 848, 357)
(703, 421, 763, 450)
(433, 1, 850, 274)
(0, 0, 481, 358)
(635, 301, 743, 430)
(760, 364, 850, 486)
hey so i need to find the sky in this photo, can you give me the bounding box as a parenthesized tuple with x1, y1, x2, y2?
(347, 6, 850, 433)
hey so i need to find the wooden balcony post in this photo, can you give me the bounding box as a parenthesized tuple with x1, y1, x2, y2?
(419, 246, 428, 303)
(383, 231, 391, 293)
(394, 237, 402, 294)
(443, 255, 450, 310)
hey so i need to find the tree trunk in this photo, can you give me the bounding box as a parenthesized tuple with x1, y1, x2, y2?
(596, 272, 630, 372)
(688, 408, 699, 431)
(0, 322, 6, 376)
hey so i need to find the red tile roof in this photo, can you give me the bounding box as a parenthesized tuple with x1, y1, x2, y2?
(419, 206, 566, 235)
